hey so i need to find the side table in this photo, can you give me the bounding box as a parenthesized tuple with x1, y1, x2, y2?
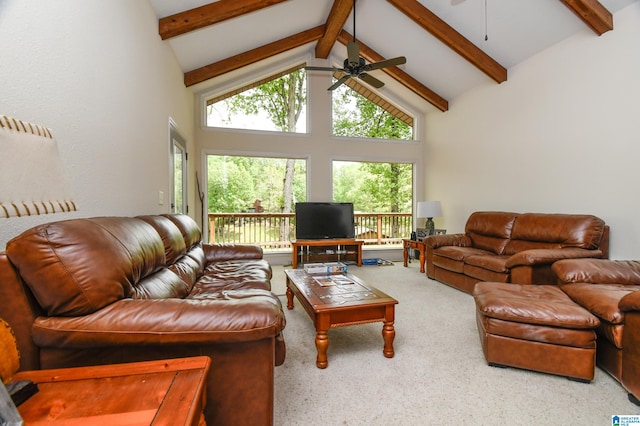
(12, 356, 210, 426)
(403, 238, 426, 273)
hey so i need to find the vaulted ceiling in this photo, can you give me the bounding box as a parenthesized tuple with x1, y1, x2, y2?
(149, 0, 637, 112)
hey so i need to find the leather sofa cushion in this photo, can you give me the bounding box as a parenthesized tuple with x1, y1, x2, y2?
(130, 268, 190, 299)
(474, 282, 600, 329)
(504, 240, 562, 254)
(185, 246, 207, 276)
(465, 211, 517, 254)
(31, 292, 286, 347)
(467, 232, 509, 255)
(561, 283, 640, 325)
(138, 215, 186, 264)
(432, 255, 464, 273)
(203, 243, 266, 264)
(464, 254, 511, 282)
(433, 246, 493, 262)
(6, 217, 165, 316)
(464, 265, 509, 283)
(164, 214, 202, 250)
(433, 247, 493, 273)
(168, 255, 201, 291)
(465, 255, 510, 273)
(504, 213, 605, 255)
(189, 259, 272, 296)
(203, 258, 271, 279)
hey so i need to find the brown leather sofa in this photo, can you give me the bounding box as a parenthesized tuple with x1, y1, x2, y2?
(0, 214, 286, 426)
(425, 211, 609, 293)
(552, 258, 640, 403)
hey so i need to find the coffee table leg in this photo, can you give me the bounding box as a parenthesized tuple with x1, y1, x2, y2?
(383, 305, 396, 358)
(286, 285, 294, 310)
(315, 329, 329, 369)
(382, 322, 395, 358)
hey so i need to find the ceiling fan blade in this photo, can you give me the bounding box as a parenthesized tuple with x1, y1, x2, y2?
(359, 73, 384, 88)
(328, 75, 351, 91)
(365, 56, 406, 71)
(347, 41, 360, 66)
(305, 66, 343, 72)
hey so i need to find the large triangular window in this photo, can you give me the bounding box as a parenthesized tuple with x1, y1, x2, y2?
(206, 65, 307, 133)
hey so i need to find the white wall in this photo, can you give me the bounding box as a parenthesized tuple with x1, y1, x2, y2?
(425, 2, 640, 259)
(0, 0, 194, 249)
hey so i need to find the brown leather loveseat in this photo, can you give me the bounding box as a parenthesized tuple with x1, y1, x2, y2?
(0, 214, 286, 426)
(425, 211, 609, 293)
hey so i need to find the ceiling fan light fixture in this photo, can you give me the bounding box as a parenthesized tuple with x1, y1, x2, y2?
(304, 0, 407, 91)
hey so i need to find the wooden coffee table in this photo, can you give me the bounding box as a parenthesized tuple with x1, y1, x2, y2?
(285, 269, 398, 369)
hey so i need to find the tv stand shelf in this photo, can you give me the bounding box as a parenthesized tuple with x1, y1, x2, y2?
(291, 239, 364, 269)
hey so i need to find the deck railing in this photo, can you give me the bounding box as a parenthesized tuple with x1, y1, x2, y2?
(208, 212, 412, 251)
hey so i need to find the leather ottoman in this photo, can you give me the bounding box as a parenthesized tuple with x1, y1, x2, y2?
(473, 282, 600, 382)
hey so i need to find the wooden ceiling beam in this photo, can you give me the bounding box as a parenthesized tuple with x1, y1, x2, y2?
(184, 25, 325, 87)
(337, 30, 448, 112)
(159, 0, 287, 40)
(559, 0, 613, 35)
(315, 0, 355, 59)
(386, 0, 507, 84)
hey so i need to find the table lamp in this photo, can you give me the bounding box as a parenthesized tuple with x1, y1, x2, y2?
(417, 201, 442, 235)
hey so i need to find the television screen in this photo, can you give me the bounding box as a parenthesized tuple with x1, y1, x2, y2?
(295, 202, 355, 240)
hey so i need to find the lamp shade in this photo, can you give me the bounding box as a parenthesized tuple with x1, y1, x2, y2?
(417, 201, 442, 218)
(0, 115, 77, 218)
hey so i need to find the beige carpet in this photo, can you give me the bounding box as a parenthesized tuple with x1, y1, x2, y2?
(271, 262, 639, 425)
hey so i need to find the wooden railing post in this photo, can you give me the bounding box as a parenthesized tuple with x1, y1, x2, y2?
(209, 218, 215, 243)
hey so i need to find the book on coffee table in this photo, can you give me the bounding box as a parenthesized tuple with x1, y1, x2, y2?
(313, 275, 354, 287)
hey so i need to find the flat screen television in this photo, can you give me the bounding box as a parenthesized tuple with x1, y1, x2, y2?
(295, 202, 355, 240)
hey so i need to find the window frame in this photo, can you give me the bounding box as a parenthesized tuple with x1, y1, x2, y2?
(169, 120, 188, 214)
(203, 64, 309, 134)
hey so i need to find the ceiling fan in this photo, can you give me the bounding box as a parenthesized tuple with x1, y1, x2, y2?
(305, 0, 406, 91)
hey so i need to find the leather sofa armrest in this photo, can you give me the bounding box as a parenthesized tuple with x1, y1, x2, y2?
(552, 259, 640, 285)
(505, 248, 603, 268)
(203, 243, 264, 262)
(31, 297, 285, 348)
(620, 291, 640, 312)
(424, 233, 471, 249)
(425, 234, 471, 279)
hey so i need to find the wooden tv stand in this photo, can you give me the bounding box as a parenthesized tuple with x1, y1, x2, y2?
(291, 239, 364, 269)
